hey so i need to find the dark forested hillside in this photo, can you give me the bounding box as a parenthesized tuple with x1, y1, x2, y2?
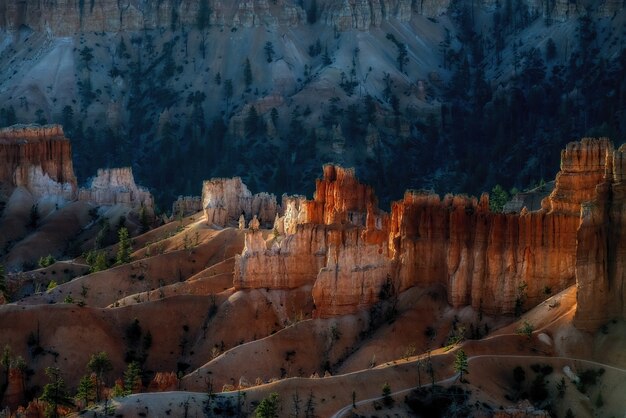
(0, 0, 624, 208)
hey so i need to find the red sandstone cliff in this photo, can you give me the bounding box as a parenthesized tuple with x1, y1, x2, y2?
(574, 142, 626, 331)
(0, 124, 77, 200)
(233, 138, 620, 322)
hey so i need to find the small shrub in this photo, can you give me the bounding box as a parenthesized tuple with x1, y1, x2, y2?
(382, 382, 393, 406)
(516, 321, 534, 338)
(38, 255, 56, 268)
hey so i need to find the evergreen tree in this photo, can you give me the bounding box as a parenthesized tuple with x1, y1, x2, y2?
(382, 382, 393, 406)
(87, 351, 112, 402)
(80, 46, 94, 71)
(454, 349, 469, 382)
(307, 0, 318, 24)
(244, 58, 253, 89)
(40, 367, 74, 418)
(197, 0, 211, 59)
(264, 42, 275, 63)
(123, 362, 142, 395)
(61, 106, 74, 135)
(116, 227, 132, 265)
(75, 374, 96, 407)
(256, 392, 279, 418)
(489, 184, 510, 213)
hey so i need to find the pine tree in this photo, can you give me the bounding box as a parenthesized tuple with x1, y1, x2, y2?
(123, 362, 142, 395)
(307, 0, 318, 24)
(244, 58, 253, 89)
(75, 374, 96, 407)
(256, 392, 279, 418)
(382, 382, 393, 406)
(40, 367, 74, 418)
(264, 42, 275, 63)
(116, 227, 132, 265)
(454, 349, 469, 382)
(87, 351, 112, 402)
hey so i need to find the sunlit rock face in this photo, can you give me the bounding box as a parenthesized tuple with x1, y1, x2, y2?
(236, 139, 626, 323)
(574, 142, 626, 331)
(202, 177, 277, 228)
(78, 167, 155, 215)
(0, 124, 77, 201)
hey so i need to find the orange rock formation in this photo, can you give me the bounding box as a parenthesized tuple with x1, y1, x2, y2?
(0, 124, 77, 199)
(235, 138, 623, 324)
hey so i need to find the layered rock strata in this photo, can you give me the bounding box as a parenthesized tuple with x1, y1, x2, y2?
(202, 177, 277, 227)
(235, 139, 620, 321)
(78, 167, 154, 215)
(0, 0, 620, 35)
(172, 196, 203, 217)
(0, 125, 155, 216)
(0, 124, 77, 201)
(0, 0, 307, 34)
(574, 142, 626, 331)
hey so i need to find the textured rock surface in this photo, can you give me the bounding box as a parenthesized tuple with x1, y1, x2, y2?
(172, 196, 203, 217)
(574, 142, 626, 331)
(503, 181, 554, 213)
(544, 138, 613, 215)
(390, 191, 579, 315)
(0, 0, 307, 35)
(236, 165, 394, 315)
(0, 124, 77, 200)
(0, 0, 467, 35)
(202, 177, 277, 227)
(2, 368, 25, 411)
(236, 139, 622, 320)
(78, 167, 154, 214)
(303, 164, 377, 226)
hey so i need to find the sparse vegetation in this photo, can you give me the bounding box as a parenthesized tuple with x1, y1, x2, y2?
(454, 349, 469, 382)
(516, 321, 534, 338)
(256, 392, 279, 418)
(38, 254, 56, 268)
(116, 227, 132, 265)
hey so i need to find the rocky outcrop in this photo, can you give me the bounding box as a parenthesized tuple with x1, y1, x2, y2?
(302, 164, 377, 226)
(235, 164, 394, 315)
(0, 0, 306, 35)
(318, 0, 419, 30)
(2, 368, 25, 411)
(148, 372, 178, 392)
(236, 139, 623, 320)
(503, 181, 554, 213)
(172, 196, 203, 217)
(0, 124, 77, 201)
(574, 142, 626, 331)
(203, 177, 277, 228)
(543, 139, 613, 215)
(390, 191, 580, 315)
(78, 167, 154, 215)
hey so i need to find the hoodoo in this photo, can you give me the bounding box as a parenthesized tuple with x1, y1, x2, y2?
(232, 138, 624, 326)
(0, 124, 77, 201)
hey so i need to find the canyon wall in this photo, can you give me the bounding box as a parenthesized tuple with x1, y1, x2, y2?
(574, 143, 626, 331)
(0, 0, 619, 35)
(0, 124, 77, 201)
(234, 139, 621, 322)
